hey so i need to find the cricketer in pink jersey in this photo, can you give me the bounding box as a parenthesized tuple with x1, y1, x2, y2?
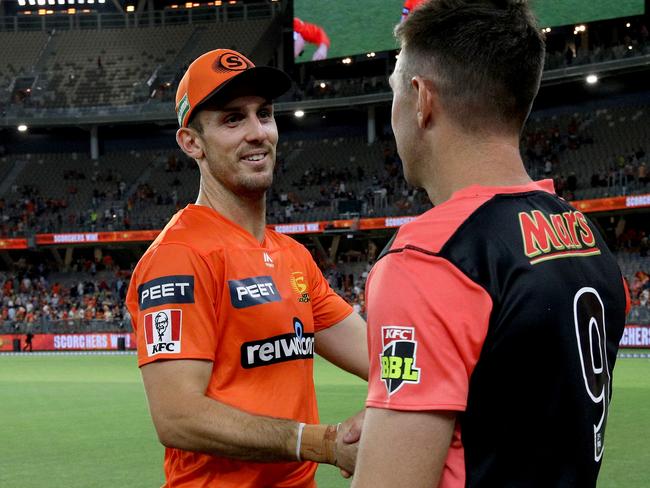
(352, 1, 628, 487)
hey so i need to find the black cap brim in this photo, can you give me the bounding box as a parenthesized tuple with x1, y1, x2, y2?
(199, 66, 292, 110)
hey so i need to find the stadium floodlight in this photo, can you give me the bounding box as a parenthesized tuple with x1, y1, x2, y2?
(319, 82, 326, 88)
(99, 0, 106, 3)
(626, 22, 631, 28)
(126, 5, 135, 11)
(48, 0, 55, 5)
(18, 0, 26, 6)
(57, 0, 65, 3)
(68, 0, 74, 4)
(342, 57, 352, 64)
(17, 124, 28, 132)
(37, 0, 45, 5)
(78, 0, 85, 4)
(586, 74, 598, 85)
(294, 110, 305, 118)
(628, 45, 633, 50)
(88, 0, 95, 4)
(28, 0, 36, 4)
(366, 52, 376, 58)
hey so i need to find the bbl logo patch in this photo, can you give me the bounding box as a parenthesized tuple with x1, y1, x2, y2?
(380, 326, 420, 395)
(289, 271, 310, 303)
(144, 309, 182, 357)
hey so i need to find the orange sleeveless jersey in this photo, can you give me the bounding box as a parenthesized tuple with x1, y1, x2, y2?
(126, 204, 352, 487)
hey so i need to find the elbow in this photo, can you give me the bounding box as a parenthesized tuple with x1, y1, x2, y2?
(151, 411, 191, 449)
(153, 418, 180, 448)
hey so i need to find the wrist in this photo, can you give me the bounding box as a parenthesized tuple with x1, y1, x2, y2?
(298, 423, 338, 465)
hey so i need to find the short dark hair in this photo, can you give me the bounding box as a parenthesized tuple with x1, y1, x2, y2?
(395, 0, 545, 133)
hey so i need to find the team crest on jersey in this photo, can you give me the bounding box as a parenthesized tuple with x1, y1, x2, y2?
(380, 326, 420, 395)
(144, 309, 182, 357)
(289, 272, 310, 303)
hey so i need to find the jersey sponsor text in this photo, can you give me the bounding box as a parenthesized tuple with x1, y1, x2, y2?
(241, 318, 314, 368)
(138, 275, 194, 310)
(229, 276, 281, 308)
(518, 209, 601, 264)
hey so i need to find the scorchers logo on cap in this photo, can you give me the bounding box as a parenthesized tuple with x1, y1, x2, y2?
(380, 326, 420, 395)
(144, 309, 182, 357)
(213, 52, 252, 72)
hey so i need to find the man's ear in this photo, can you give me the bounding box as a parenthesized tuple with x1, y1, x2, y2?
(411, 76, 437, 130)
(176, 126, 205, 160)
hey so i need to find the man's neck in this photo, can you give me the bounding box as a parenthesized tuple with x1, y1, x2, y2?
(421, 129, 532, 205)
(196, 177, 267, 243)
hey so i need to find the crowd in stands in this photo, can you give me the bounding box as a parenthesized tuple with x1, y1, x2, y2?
(266, 143, 430, 225)
(628, 270, 650, 324)
(522, 112, 649, 201)
(0, 258, 131, 334)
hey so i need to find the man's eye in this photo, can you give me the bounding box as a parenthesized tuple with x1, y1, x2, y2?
(259, 109, 272, 119)
(225, 114, 242, 124)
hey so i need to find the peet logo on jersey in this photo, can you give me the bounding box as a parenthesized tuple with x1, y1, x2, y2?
(229, 276, 281, 309)
(518, 210, 601, 265)
(144, 309, 182, 357)
(381, 326, 420, 395)
(138, 275, 194, 310)
(290, 271, 311, 303)
(241, 317, 314, 368)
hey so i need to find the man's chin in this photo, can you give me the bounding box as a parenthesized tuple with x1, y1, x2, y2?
(238, 176, 274, 199)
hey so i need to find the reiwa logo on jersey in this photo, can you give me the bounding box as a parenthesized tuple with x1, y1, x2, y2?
(144, 309, 182, 357)
(380, 326, 420, 395)
(241, 317, 314, 368)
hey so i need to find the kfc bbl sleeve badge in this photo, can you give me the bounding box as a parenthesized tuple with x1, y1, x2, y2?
(380, 326, 420, 395)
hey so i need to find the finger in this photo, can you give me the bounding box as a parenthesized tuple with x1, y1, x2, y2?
(340, 469, 352, 479)
(343, 429, 360, 443)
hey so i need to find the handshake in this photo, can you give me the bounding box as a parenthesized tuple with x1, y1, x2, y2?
(297, 409, 365, 478)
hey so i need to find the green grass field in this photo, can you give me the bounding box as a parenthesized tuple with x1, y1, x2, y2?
(294, 0, 645, 61)
(0, 353, 648, 487)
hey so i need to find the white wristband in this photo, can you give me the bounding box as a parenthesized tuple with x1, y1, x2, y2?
(296, 422, 306, 461)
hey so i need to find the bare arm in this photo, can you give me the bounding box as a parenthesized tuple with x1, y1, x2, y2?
(315, 311, 368, 380)
(351, 407, 456, 488)
(141, 359, 297, 461)
(141, 358, 358, 471)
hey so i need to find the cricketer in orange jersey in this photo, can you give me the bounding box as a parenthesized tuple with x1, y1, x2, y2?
(126, 49, 368, 487)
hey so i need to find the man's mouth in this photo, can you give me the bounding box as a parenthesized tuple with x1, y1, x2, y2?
(241, 152, 267, 162)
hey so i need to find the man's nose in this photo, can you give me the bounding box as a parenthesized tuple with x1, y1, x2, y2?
(245, 115, 267, 143)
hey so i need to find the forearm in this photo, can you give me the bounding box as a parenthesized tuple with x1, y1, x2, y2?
(152, 393, 296, 461)
(151, 392, 338, 464)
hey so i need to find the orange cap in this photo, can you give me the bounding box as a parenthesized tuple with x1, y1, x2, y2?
(175, 49, 292, 127)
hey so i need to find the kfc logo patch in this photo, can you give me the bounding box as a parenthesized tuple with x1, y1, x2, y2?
(380, 326, 420, 395)
(144, 309, 182, 357)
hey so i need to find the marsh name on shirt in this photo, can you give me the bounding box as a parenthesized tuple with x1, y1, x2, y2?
(229, 276, 281, 309)
(241, 317, 314, 368)
(138, 275, 195, 310)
